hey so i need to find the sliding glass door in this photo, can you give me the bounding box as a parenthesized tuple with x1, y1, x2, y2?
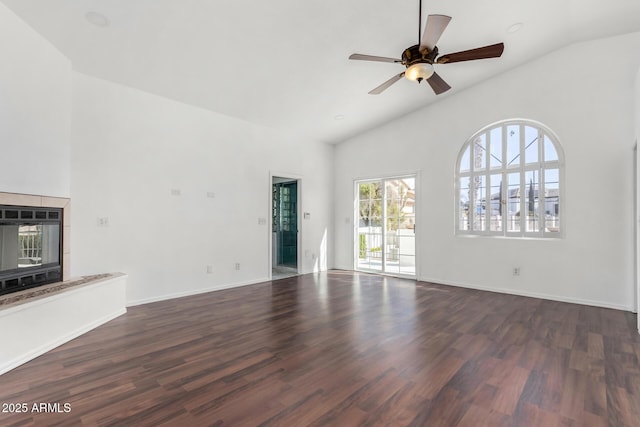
(356, 176, 416, 277)
(357, 181, 384, 272)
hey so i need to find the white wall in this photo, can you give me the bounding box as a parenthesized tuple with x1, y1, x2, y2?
(635, 66, 640, 327)
(0, 3, 71, 198)
(334, 32, 640, 311)
(71, 73, 333, 305)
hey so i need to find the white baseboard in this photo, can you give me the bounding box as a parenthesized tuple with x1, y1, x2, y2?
(419, 276, 635, 312)
(127, 276, 272, 307)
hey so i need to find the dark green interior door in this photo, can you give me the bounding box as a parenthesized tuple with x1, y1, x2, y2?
(273, 181, 297, 267)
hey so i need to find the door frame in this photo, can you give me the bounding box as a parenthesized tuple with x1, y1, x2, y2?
(635, 144, 639, 333)
(353, 171, 420, 279)
(269, 171, 302, 279)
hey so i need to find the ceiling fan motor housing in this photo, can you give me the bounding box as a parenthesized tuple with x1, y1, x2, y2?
(402, 44, 438, 67)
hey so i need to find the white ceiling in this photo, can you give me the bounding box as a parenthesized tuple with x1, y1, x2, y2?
(3, 0, 640, 144)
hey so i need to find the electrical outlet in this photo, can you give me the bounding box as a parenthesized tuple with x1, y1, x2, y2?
(97, 217, 109, 227)
(235, 263, 240, 271)
(206, 192, 216, 198)
(171, 188, 181, 196)
(206, 265, 213, 274)
(513, 267, 521, 276)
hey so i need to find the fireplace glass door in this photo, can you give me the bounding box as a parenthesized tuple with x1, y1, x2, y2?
(0, 223, 60, 271)
(0, 206, 62, 295)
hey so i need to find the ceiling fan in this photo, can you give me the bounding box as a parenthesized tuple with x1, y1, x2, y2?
(349, 0, 504, 95)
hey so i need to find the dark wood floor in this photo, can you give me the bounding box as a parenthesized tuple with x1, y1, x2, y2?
(1, 271, 639, 426)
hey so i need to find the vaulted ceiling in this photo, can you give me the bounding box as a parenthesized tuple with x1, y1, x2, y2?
(3, 0, 640, 144)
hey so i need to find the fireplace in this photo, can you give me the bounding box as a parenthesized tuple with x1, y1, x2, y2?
(0, 205, 63, 296)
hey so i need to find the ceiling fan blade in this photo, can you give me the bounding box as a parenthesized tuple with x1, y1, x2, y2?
(437, 43, 504, 64)
(369, 72, 405, 95)
(426, 72, 451, 95)
(420, 14, 452, 52)
(349, 53, 402, 63)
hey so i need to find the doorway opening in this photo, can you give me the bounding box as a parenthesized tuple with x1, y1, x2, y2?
(355, 175, 417, 277)
(272, 177, 299, 280)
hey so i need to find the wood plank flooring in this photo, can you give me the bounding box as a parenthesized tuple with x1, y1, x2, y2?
(1, 271, 639, 426)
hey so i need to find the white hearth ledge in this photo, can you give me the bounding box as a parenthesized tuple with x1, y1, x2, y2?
(0, 273, 127, 375)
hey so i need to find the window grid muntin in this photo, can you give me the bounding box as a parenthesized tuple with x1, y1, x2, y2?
(456, 120, 562, 238)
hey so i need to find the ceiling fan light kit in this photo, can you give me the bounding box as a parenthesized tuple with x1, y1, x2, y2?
(349, 1, 504, 95)
(405, 62, 434, 82)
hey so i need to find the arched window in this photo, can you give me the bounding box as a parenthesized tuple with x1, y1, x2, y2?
(456, 119, 564, 237)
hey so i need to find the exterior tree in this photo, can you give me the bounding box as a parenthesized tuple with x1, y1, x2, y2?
(359, 182, 383, 227)
(359, 181, 410, 229)
(386, 184, 409, 231)
(498, 180, 503, 216)
(528, 179, 535, 215)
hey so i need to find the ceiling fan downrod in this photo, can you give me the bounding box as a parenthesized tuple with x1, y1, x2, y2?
(418, 0, 422, 45)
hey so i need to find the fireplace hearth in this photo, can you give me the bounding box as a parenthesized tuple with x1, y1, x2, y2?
(0, 205, 63, 296)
